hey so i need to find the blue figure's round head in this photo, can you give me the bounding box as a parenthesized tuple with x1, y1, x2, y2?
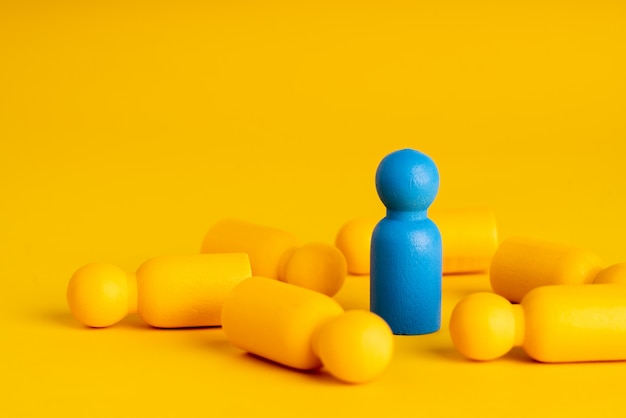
(375, 148, 439, 212)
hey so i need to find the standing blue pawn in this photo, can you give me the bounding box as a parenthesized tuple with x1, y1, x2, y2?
(370, 148, 442, 335)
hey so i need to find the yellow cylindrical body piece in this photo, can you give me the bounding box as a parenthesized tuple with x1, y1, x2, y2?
(222, 276, 344, 369)
(222, 277, 394, 383)
(201, 219, 297, 280)
(489, 237, 604, 302)
(202, 219, 347, 296)
(136, 254, 251, 328)
(279, 242, 347, 296)
(523, 285, 626, 362)
(67, 253, 251, 328)
(335, 207, 498, 275)
(435, 207, 498, 274)
(450, 285, 626, 363)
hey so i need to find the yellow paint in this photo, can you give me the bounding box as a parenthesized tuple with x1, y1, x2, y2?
(222, 277, 393, 383)
(67, 254, 251, 328)
(202, 219, 346, 296)
(450, 285, 626, 363)
(335, 207, 498, 275)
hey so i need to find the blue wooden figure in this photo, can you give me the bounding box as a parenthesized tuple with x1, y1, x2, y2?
(370, 148, 442, 335)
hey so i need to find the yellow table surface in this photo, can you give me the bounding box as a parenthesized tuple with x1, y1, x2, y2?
(2, 1, 626, 416)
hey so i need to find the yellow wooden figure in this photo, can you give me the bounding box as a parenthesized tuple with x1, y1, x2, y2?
(489, 237, 626, 302)
(335, 207, 498, 275)
(67, 254, 251, 328)
(221, 276, 394, 384)
(201, 219, 346, 296)
(589, 262, 626, 285)
(449, 285, 626, 362)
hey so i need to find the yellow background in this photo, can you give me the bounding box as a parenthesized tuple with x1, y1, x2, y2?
(2, 1, 625, 416)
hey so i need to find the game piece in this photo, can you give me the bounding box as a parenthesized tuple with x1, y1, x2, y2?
(436, 207, 498, 274)
(335, 207, 498, 275)
(221, 276, 394, 384)
(490, 237, 606, 302)
(593, 262, 626, 284)
(335, 217, 375, 275)
(449, 284, 626, 362)
(67, 254, 251, 328)
(201, 219, 346, 296)
(370, 148, 442, 335)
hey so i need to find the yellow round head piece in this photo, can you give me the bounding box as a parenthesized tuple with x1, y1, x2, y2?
(594, 263, 626, 285)
(66, 262, 132, 327)
(313, 310, 394, 384)
(448, 292, 519, 361)
(334, 218, 377, 275)
(280, 242, 347, 297)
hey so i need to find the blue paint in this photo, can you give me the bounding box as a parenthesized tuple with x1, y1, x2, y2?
(370, 149, 442, 335)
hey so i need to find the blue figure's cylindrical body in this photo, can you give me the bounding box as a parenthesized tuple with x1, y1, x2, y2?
(371, 213, 442, 335)
(370, 148, 442, 335)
